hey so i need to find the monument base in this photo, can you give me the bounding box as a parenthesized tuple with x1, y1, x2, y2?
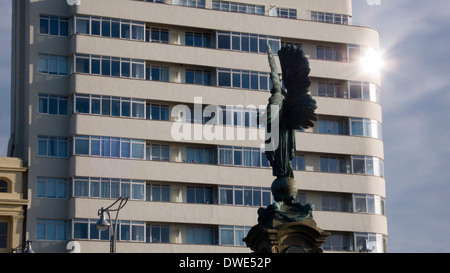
(244, 176, 330, 253)
(244, 195, 330, 253)
(244, 217, 330, 253)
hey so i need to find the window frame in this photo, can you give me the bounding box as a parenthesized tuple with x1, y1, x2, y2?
(38, 54, 68, 76)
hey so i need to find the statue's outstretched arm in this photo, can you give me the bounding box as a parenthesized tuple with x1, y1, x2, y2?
(266, 43, 282, 95)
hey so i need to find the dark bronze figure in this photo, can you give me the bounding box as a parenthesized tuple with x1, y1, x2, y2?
(263, 44, 317, 210)
(244, 44, 330, 253)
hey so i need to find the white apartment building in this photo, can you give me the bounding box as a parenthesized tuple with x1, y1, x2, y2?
(9, 0, 387, 253)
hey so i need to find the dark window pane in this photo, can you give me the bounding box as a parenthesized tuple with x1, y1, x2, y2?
(76, 97, 90, 114)
(121, 22, 130, 39)
(217, 33, 230, 49)
(185, 32, 193, 46)
(50, 17, 59, 35)
(186, 70, 194, 84)
(102, 20, 111, 37)
(218, 71, 231, 87)
(91, 59, 100, 74)
(102, 59, 111, 76)
(60, 20, 68, 36)
(40, 18, 49, 34)
(111, 21, 120, 38)
(111, 59, 120, 77)
(121, 61, 130, 77)
(91, 20, 101, 35)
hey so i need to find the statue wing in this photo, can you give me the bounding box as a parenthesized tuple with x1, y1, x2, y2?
(278, 45, 318, 130)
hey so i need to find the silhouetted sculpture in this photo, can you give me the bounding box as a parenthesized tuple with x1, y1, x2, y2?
(244, 45, 329, 253)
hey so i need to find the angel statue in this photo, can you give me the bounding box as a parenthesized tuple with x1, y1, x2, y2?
(258, 44, 318, 224)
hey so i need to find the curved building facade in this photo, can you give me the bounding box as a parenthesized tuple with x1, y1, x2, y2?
(10, 0, 387, 253)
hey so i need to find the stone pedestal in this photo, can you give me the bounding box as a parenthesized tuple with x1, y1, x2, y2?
(244, 176, 330, 253)
(244, 218, 330, 253)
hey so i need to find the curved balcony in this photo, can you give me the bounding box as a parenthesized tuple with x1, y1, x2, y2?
(68, 156, 386, 197)
(69, 73, 382, 121)
(68, 197, 387, 235)
(71, 0, 380, 48)
(70, 35, 381, 85)
(69, 114, 384, 158)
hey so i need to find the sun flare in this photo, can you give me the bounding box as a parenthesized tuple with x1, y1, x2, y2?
(360, 47, 384, 73)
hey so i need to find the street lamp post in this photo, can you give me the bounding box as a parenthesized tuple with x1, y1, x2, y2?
(96, 196, 128, 253)
(11, 240, 35, 253)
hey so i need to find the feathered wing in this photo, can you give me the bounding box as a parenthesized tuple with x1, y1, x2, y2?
(278, 45, 318, 130)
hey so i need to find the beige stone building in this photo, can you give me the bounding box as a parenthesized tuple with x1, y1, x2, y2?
(0, 157, 28, 253)
(9, 0, 387, 252)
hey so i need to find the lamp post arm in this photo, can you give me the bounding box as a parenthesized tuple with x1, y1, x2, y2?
(97, 197, 129, 253)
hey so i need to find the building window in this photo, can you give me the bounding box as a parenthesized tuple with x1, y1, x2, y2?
(186, 226, 216, 245)
(311, 11, 349, 25)
(146, 66, 169, 82)
(320, 157, 347, 174)
(351, 156, 384, 177)
(145, 144, 170, 161)
(322, 195, 349, 212)
(347, 45, 365, 63)
(143, 0, 166, 3)
(146, 224, 170, 243)
(186, 147, 217, 165)
(146, 27, 169, 43)
(185, 32, 212, 48)
(0, 179, 8, 193)
(38, 136, 68, 158)
(146, 104, 170, 121)
(217, 68, 271, 91)
(291, 156, 306, 171)
(36, 220, 67, 241)
(72, 219, 136, 241)
(173, 0, 205, 8)
(354, 233, 382, 253)
(218, 146, 269, 168)
(318, 82, 344, 98)
(216, 31, 280, 54)
(37, 177, 67, 199)
(219, 186, 272, 207)
(187, 186, 214, 204)
(40, 15, 69, 36)
(74, 94, 147, 119)
(185, 69, 212, 86)
(119, 221, 146, 242)
(349, 118, 382, 139)
(219, 226, 250, 246)
(38, 54, 68, 76)
(217, 106, 261, 128)
(318, 118, 346, 135)
(72, 177, 146, 200)
(38, 94, 68, 116)
(353, 194, 386, 215)
(146, 184, 170, 202)
(212, 1, 264, 15)
(0, 222, 7, 249)
(276, 8, 297, 19)
(348, 81, 381, 103)
(323, 233, 352, 251)
(73, 135, 146, 160)
(74, 15, 146, 41)
(74, 54, 145, 79)
(295, 193, 307, 204)
(316, 46, 344, 61)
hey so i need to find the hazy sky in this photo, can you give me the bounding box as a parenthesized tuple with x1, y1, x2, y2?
(352, 0, 450, 253)
(0, 0, 449, 253)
